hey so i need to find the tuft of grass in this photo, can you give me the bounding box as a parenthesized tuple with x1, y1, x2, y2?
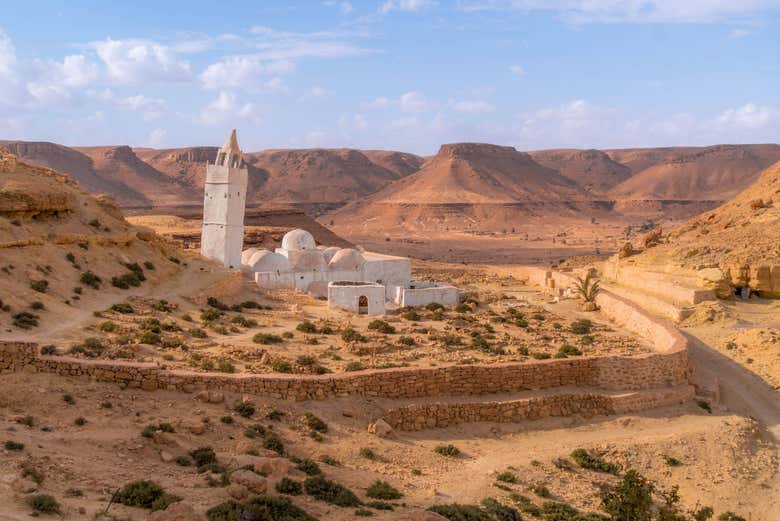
(276, 477, 303, 495)
(304, 413, 328, 433)
(496, 471, 517, 484)
(253, 332, 283, 345)
(359, 447, 376, 460)
(4, 440, 24, 451)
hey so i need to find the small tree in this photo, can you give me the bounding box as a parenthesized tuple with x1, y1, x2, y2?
(573, 272, 600, 305)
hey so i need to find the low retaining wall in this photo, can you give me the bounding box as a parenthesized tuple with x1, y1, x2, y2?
(0, 266, 690, 402)
(382, 385, 695, 431)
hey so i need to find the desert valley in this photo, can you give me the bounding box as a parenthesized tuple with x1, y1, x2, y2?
(3, 3, 780, 520)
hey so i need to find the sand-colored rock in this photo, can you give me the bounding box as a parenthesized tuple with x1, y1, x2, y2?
(230, 469, 268, 494)
(147, 502, 204, 521)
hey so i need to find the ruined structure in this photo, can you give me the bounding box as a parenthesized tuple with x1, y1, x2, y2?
(200, 130, 247, 269)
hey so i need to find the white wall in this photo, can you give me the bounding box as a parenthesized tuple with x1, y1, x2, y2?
(397, 285, 459, 307)
(328, 284, 385, 315)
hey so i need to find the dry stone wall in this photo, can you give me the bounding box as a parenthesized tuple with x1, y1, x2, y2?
(0, 266, 690, 403)
(382, 385, 694, 431)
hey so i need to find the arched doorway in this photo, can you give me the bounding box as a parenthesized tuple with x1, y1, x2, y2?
(358, 295, 368, 314)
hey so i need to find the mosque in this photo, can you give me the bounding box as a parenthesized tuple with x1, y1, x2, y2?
(200, 130, 458, 315)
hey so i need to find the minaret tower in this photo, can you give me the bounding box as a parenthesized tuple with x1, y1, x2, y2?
(200, 129, 248, 269)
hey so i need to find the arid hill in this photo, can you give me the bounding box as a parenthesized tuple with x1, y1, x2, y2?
(607, 144, 780, 202)
(529, 148, 632, 193)
(0, 147, 204, 339)
(326, 143, 613, 234)
(3, 141, 423, 214)
(614, 160, 780, 296)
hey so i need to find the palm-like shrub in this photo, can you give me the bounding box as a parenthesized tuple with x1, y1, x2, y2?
(573, 272, 600, 303)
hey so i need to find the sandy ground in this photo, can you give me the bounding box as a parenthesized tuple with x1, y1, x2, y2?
(1, 371, 774, 520)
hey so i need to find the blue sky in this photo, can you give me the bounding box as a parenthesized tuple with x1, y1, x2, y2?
(1, 0, 778, 154)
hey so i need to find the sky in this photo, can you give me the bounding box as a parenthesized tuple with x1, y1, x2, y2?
(1, 0, 779, 154)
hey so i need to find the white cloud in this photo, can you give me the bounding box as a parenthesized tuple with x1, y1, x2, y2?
(200, 55, 294, 90)
(715, 103, 771, 129)
(324, 1, 354, 14)
(0, 29, 16, 77)
(729, 28, 753, 38)
(458, 0, 780, 24)
(450, 99, 495, 113)
(338, 113, 368, 130)
(91, 38, 192, 83)
(200, 91, 261, 125)
(363, 96, 391, 109)
(400, 91, 430, 112)
(147, 128, 167, 147)
(380, 0, 435, 13)
(509, 64, 525, 76)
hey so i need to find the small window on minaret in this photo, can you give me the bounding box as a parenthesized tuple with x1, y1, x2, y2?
(217, 152, 226, 166)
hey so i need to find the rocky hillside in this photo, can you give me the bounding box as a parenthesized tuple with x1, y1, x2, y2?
(0, 147, 196, 338)
(614, 160, 780, 296)
(529, 148, 632, 194)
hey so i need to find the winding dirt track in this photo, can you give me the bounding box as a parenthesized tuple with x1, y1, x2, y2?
(685, 332, 780, 516)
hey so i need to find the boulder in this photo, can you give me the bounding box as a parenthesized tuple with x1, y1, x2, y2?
(367, 419, 393, 437)
(230, 469, 268, 494)
(253, 456, 293, 476)
(226, 483, 249, 500)
(147, 502, 204, 521)
(194, 390, 225, 404)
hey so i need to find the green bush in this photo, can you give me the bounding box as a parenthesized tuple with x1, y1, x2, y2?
(557, 344, 582, 357)
(231, 315, 257, 328)
(110, 302, 134, 314)
(359, 447, 376, 459)
(428, 504, 493, 521)
(366, 480, 402, 500)
(263, 430, 284, 454)
(344, 361, 364, 371)
(496, 471, 517, 484)
(99, 320, 117, 332)
(28, 494, 60, 514)
(80, 271, 102, 289)
(276, 477, 303, 495)
(718, 513, 748, 521)
(296, 458, 322, 476)
(531, 483, 550, 498)
(115, 480, 172, 509)
(139, 331, 161, 345)
(367, 320, 395, 334)
(189, 327, 208, 338)
(570, 319, 593, 335)
(40, 344, 56, 355)
(206, 496, 316, 521)
(189, 447, 217, 467)
(398, 335, 416, 346)
(571, 448, 619, 474)
(4, 440, 24, 451)
(296, 321, 318, 333)
(425, 302, 444, 311)
(481, 498, 521, 521)
(30, 280, 49, 293)
(303, 476, 360, 507)
(271, 358, 293, 373)
(207, 297, 229, 310)
(599, 470, 653, 521)
(12, 312, 39, 329)
(305, 413, 328, 433)
(434, 444, 461, 457)
(235, 402, 255, 418)
(509, 494, 541, 517)
(253, 333, 283, 345)
(341, 328, 366, 343)
(541, 501, 581, 520)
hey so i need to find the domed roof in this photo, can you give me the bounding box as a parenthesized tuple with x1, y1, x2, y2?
(328, 248, 365, 271)
(247, 250, 292, 273)
(322, 246, 341, 263)
(292, 250, 327, 271)
(241, 247, 260, 266)
(281, 229, 316, 251)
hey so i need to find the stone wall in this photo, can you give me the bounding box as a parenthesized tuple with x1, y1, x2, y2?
(0, 266, 691, 402)
(381, 385, 695, 431)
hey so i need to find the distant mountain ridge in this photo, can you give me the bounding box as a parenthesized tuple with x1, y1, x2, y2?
(2, 140, 778, 225)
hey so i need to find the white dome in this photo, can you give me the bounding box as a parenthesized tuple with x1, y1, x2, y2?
(328, 248, 365, 271)
(241, 247, 260, 266)
(281, 229, 316, 251)
(292, 250, 327, 271)
(322, 246, 341, 263)
(247, 250, 292, 273)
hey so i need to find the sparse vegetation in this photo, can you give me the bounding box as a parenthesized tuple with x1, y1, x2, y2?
(303, 476, 360, 507)
(28, 494, 60, 514)
(366, 480, 402, 500)
(571, 448, 619, 474)
(434, 444, 461, 457)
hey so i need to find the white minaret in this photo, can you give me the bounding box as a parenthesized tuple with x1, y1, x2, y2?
(200, 129, 248, 269)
